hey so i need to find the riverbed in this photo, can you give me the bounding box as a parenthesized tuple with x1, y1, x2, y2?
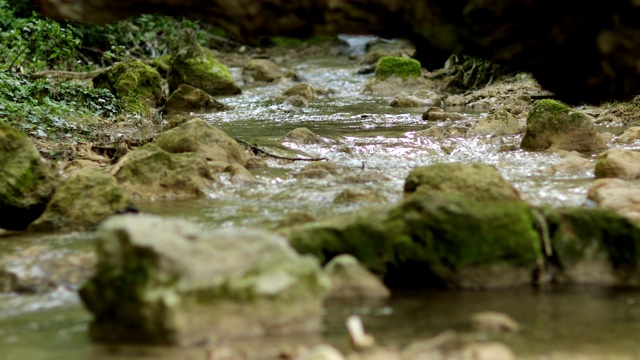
(1, 55, 637, 359)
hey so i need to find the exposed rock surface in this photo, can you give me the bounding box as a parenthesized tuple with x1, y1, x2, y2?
(390, 89, 442, 108)
(595, 148, 640, 179)
(471, 108, 520, 136)
(168, 29, 241, 96)
(163, 84, 231, 115)
(81, 214, 330, 344)
(28, 168, 131, 232)
(404, 162, 521, 202)
(93, 59, 163, 115)
(111, 144, 217, 201)
(0, 123, 59, 230)
(587, 178, 640, 222)
(243, 59, 286, 82)
(154, 119, 249, 165)
(285, 127, 323, 144)
(521, 100, 607, 151)
(324, 254, 390, 299)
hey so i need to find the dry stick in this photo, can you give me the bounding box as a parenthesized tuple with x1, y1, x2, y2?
(235, 138, 327, 162)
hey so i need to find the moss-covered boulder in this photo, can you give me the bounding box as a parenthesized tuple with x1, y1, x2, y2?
(111, 143, 217, 201)
(168, 29, 240, 96)
(28, 169, 131, 232)
(154, 119, 248, 165)
(80, 214, 330, 344)
(404, 163, 521, 202)
(595, 148, 640, 179)
(93, 59, 163, 115)
(163, 84, 231, 115)
(374, 56, 422, 80)
(543, 207, 640, 285)
(520, 99, 607, 151)
(0, 123, 59, 230)
(243, 59, 285, 83)
(287, 194, 541, 289)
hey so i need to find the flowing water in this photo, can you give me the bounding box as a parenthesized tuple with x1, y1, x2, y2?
(0, 55, 636, 359)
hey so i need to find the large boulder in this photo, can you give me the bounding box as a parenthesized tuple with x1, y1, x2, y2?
(168, 29, 241, 96)
(242, 59, 286, 82)
(287, 194, 540, 289)
(520, 100, 607, 151)
(0, 123, 59, 230)
(404, 162, 521, 202)
(153, 119, 248, 165)
(80, 214, 330, 344)
(28, 169, 131, 232)
(111, 143, 217, 201)
(163, 84, 231, 115)
(93, 59, 163, 115)
(594, 148, 640, 179)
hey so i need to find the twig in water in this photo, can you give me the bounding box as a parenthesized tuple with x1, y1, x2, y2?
(235, 138, 327, 162)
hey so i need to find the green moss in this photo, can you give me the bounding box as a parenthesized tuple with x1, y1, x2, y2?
(374, 56, 422, 80)
(183, 53, 234, 82)
(268, 36, 335, 48)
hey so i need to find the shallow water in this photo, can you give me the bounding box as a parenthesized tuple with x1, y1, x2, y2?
(0, 55, 637, 359)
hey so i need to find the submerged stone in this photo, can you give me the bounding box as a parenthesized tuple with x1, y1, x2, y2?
(28, 168, 131, 232)
(163, 84, 231, 115)
(81, 214, 329, 344)
(404, 162, 521, 202)
(93, 59, 163, 115)
(0, 123, 59, 230)
(168, 29, 240, 96)
(520, 99, 607, 151)
(154, 119, 248, 166)
(111, 143, 217, 201)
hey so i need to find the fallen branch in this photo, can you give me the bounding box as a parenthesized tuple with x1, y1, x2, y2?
(236, 138, 327, 162)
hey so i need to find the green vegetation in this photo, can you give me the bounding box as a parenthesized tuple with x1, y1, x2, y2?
(374, 56, 422, 80)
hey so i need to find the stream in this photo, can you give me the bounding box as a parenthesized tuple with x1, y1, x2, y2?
(1, 55, 637, 359)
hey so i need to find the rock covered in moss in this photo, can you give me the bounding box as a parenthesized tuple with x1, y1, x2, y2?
(542, 207, 640, 285)
(154, 119, 248, 165)
(404, 163, 521, 202)
(324, 254, 390, 299)
(374, 56, 421, 80)
(520, 99, 607, 151)
(471, 108, 521, 136)
(242, 59, 286, 82)
(111, 143, 217, 201)
(0, 123, 59, 230)
(80, 214, 330, 344)
(390, 89, 442, 107)
(163, 84, 231, 115)
(168, 29, 240, 96)
(595, 148, 640, 179)
(93, 59, 163, 115)
(28, 168, 131, 232)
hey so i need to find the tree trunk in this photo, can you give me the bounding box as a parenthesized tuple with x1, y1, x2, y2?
(38, 0, 640, 103)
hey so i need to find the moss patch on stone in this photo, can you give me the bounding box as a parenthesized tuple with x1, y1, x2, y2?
(374, 56, 422, 80)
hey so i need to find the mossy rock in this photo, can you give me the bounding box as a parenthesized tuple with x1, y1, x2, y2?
(542, 207, 640, 285)
(81, 214, 329, 344)
(28, 169, 131, 232)
(168, 29, 240, 96)
(163, 84, 231, 115)
(111, 143, 217, 201)
(153, 119, 248, 165)
(374, 56, 422, 81)
(0, 123, 59, 230)
(520, 99, 607, 151)
(93, 59, 163, 115)
(404, 162, 521, 202)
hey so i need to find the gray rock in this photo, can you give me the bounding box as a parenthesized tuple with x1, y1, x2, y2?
(0, 123, 59, 230)
(283, 83, 316, 100)
(616, 126, 640, 144)
(163, 84, 231, 115)
(595, 148, 640, 179)
(471, 109, 520, 135)
(390, 90, 442, 108)
(521, 100, 607, 151)
(243, 59, 285, 82)
(80, 214, 330, 344)
(587, 178, 640, 222)
(324, 254, 390, 299)
(28, 168, 131, 232)
(285, 127, 323, 144)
